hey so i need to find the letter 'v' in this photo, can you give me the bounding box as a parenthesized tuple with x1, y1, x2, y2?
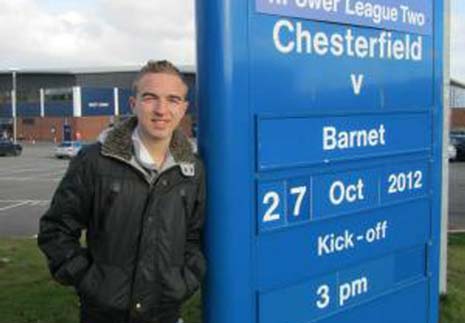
(350, 74, 364, 95)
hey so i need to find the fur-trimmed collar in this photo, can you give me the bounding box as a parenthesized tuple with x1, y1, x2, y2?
(100, 116, 196, 165)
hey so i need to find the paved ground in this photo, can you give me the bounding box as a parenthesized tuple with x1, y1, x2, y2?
(0, 142, 69, 237)
(1, 142, 465, 237)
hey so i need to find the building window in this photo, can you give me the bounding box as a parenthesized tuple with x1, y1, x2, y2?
(0, 91, 11, 104)
(18, 90, 40, 103)
(451, 85, 465, 109)
(45, 87, 73, 102)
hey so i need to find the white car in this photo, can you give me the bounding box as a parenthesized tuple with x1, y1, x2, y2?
(55, 141, 82, 158)
(448, 142, 457, 161)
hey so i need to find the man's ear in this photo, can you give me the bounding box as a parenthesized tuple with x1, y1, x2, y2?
(129, 96, 136, 113)
(176, 101, 188, 120)
(182, 101, 189, 116)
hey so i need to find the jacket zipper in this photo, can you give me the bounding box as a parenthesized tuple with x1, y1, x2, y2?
(127, 171, 175, 322)
(126, 181, 155, 323)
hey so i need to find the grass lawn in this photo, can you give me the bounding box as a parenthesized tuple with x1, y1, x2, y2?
(0, 235, 464, 323)
(0, 238, 201, 323)
(439, 233, 465, 323)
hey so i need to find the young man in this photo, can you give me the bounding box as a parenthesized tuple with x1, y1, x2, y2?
(38, 60, 206, 323)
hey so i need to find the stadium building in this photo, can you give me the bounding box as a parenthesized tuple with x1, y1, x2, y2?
(0, 65, 196, 142)
(450, 78, 465, 129)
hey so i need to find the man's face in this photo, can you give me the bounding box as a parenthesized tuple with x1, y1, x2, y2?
(130, 72, 188, 143)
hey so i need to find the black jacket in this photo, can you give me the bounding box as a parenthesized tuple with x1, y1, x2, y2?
(38, 117, 206, 323)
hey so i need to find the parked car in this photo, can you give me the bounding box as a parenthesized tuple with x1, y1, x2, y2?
(55, 141, 82, 158)
(0, 139, 22, 156)
(450, 131, 465, 161)
(448, 142, 457, 161)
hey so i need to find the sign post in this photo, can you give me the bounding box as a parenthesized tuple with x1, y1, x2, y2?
(196, 0, 443, 322)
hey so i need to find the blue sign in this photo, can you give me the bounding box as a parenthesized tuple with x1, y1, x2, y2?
(257, 113, 431, 170)
(256, 161, 429, 232)
(256, 199, 429, 287)
(0, 103, 11, 118)
(17, 102, 41, 117)
(250, 16, 433, 113)
(81, 88, 115, 116)
(260, 247, 426, 323)
(258, 176, 311, 232)
(1, 102, 41, 118)
(256, 0, 432, 35)
(43, 101, 73, 117)
(196, 0, 442, 322)
(313, 168, 379, 218)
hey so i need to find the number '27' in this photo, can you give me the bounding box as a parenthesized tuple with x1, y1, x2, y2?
(258, 178, 311, 231)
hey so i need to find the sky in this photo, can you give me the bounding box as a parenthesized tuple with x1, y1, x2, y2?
(0, 0, 463, 80)
(451, 0, 465, 81)
(0, 0, 196, 69)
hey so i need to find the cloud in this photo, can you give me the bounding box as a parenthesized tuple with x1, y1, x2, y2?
(451, 9, 465, 81)
(0, 0, 195, 70)
(94, 0, 196, 65)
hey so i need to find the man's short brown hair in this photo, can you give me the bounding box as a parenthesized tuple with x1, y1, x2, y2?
(132, 60, 188, 95)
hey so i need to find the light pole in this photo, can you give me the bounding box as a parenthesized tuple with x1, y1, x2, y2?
(10, 68, 18, 144)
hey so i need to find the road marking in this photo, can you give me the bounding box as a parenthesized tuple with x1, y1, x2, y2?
(0, 200, 50, 212)
(0, 166, 54, 174)
(0, 201, 30, 211)
(0, 177, 61, 182)
(34, 170, 67, 178)
(0, 166, 67, 176)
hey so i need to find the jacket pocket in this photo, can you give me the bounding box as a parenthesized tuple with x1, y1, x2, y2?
(77, 263, 102, 302)
(77, 263, 130, 310)
(161, 266, 189, 303)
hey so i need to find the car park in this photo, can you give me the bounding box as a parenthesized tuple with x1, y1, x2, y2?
(0, 139, 22, 156)
(55, 141, 82, 158)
